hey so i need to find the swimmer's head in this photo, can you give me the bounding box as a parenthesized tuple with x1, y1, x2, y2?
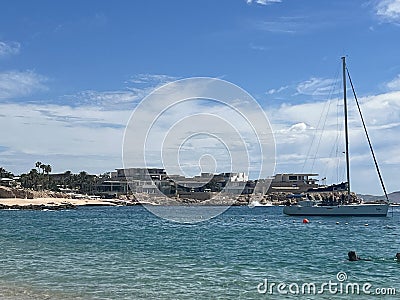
(348, 251, 358, 261)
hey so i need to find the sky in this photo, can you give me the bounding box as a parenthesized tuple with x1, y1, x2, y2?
(1, 0, 400, 195)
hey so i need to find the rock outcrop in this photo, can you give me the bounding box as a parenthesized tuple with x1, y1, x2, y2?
(0, 202, 76, 210)
(0, 186, 69, 199)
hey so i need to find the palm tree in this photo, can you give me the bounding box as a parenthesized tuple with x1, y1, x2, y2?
(44, 164, 52, 175)
(21, 169, 39, 189)
(63, 170, 72, 188)
(78, 171, 88, 192)
(30, 169, 39, 188)
(0, 167, 6, 178)
(78, 171, 88, 183)
(43, 164, 52, 188)
(0, 167, 13, 179)
(35, 161, 42, 173)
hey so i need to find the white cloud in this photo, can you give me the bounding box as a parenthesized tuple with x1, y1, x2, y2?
(0, 102, 130, 174)
(249, 43, 269, 51)
(255, 20, 297, 33)
(386, 74, 400, 90)
(375, 0, 400, 22)
(289, 122, 308, 132)
(67, 90, 139, 108)
(246, 0, 282, 5)
(122, 78, 275, 179)
(0, 41, 20, 58)
(355, 91, 400, 127)
(1, 72, 399, 195)
(61, 74, 178, 110)
(253, 16, 313, 34)
(266, 85, 288, 95)
(268, 90, 400, 194)
(296, 77, 340, 96)
(0, 92, 274, 178)
(0, 70, 48, 99)
(128, 74, 177, 85)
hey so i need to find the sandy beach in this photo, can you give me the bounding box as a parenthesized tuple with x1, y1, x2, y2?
(0, 197, 120, 207)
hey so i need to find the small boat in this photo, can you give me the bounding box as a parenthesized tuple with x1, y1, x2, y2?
(283, 57, 389, 216)
(248, 200, 274, 207)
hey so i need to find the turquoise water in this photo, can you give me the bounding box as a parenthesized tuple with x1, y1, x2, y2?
(0, 206, 399, 299)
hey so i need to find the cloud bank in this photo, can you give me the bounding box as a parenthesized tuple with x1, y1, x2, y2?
(0, 70, 48, 99)
(1, 71, 400, 194)
(375, 0, 400, 23)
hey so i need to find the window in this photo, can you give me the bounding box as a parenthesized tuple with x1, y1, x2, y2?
(289, 175, 297, 181)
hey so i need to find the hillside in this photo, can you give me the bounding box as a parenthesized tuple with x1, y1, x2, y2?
(359, 191, 400, 203)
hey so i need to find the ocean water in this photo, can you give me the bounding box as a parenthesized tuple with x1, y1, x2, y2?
(0, 205, 399, 299)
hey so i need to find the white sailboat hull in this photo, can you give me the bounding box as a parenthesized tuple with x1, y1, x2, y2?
(283, 203, 389, 216)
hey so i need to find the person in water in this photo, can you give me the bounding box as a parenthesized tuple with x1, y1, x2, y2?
(348, 251, 371, 261)
(396, 253, 400, 261)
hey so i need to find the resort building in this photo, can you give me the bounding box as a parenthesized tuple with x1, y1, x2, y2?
(267, 173, 319, 193)
(0, 177, 18, 187)
(115, 168, 167, 181)
(95, 168, 175, 197)
(94, 180, 129, 196)
(93, 168, 321, 198)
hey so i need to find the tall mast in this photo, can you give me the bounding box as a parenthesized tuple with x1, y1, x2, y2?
(342, 56, 351, 199)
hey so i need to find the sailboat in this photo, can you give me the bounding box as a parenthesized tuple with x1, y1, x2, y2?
(283, 57, 389, 216)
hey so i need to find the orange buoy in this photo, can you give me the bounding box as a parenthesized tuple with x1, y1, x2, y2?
(302, 218, 309, 224)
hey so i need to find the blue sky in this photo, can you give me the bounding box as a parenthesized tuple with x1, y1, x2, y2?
(1, 0, 400, 194)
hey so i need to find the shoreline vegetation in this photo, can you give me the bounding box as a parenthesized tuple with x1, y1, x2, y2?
(0, 162, 138, 210)
(0, 163, 391, 210)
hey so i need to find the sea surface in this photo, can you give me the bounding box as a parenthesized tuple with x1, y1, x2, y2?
(0, 205, 399, 299)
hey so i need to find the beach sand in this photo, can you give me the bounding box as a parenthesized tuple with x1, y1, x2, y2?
(0, 197, 119, 207)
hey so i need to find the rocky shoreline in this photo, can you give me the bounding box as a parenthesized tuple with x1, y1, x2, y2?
(129, 191, 361, 206)
(0, 185, 377, 211)
(0, 198, 140, 210)
(0, 202, 76, 210)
